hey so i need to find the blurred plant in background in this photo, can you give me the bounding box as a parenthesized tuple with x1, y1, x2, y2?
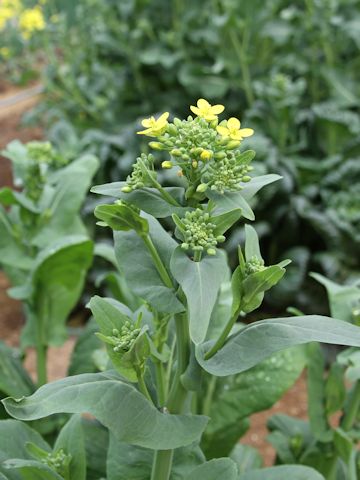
(3, 0, 359, 313)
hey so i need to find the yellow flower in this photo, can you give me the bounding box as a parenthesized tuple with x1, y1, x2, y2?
(137, 112, 169, 137)
(190, 98, 224, 121)
(0, 8, 13, 30)
(19, 7, 45, 39)
(216, 117, 254, 141)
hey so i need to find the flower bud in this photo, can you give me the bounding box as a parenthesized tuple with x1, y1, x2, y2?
(192, 161, 198, 168)
(121, 186, 132, 193)
(149, 141, 164, 150)
(225, 140, 241, 150)
(161, 161, 173, 169)
(207, 248, 216, 255)
(200, 150, 212, 161)
(196, 183, 208, 193)
(242, 176, 251, 182)
(170, 149, 182, 157)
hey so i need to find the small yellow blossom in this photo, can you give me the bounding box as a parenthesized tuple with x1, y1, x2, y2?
(19, 7, 45, 40)
(137, 112, 169, 137)
(200, 150, 212, 161)
(0, 8, 13, 30)
(190, 98, 224, 121)
(216, 117, 254, 141)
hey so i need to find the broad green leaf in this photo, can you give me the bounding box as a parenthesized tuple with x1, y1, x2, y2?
(95, 203, 149, 235)
(208, 190, 255, 220)
(212, 209, 242, 236)
(229, 444, 262, 474)
(186, 458, 238, 480)
(91, 182, 186, 218)
(325, 362, 346, 415)
(170, 248, 228, 344)
(81, 418, 108, 480)
(2, 459, 62, 480)
(32, 154, 99, 249)
(202, 347, 306, 457)
(0, 188, 39, 213)
(239, 174, 282, 201)
(114, 214, 184, 313)
(0, 341, 34, 399)
(238, 465, 325, 480)
(68, 319, 102, 376)
(197, 316, 360, 376)
(244, 224, 262, 261)
(106, 434, 204, 480)
(0, 420, 50, 480)
(310, 273, 360, 323)
(20, 236, 93, 347)
(306, 343, 332, 442)
(54, 415, 86, 480)
(2, 371, 208, 450)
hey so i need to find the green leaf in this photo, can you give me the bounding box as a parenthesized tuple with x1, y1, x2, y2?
(106, 434, 204, 480)
(325, 362, 346, 415)
(170, 248, 228, 344)
(21, 236, 93, 347)
(54, 415, 86, 480)
(208, 190, 255, 221)
(197, 316, 360, 376)
(202, 347, 306, 457)
(0, 341, 34, 399)
(240, 174, 282, 201)
(229, 444, 263, 474)
(238, 465, 325, 480)
(212, 209, 242, 236)
(81, 418, 108, 480)
(114, 214, 184, 313)
(2, 459, 62, 480)
(244, 224, 262, 261)
(186, 458, 238, 480)
(310, 273, 360, 323)
(95, 203, 149, 235)
(91, 182, 186, 218)
(0, 420, 50, 479)
(242, 265, 286, 313)
(2, 371, 208, 450)
(68, 319, 102, 376)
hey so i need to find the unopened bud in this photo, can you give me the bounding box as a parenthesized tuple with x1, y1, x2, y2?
(242, 176, 251, 182)
(192, 161, 198, 168)
(161, 161, 173, 169)
(196, 183, 208, 193)
(207, 248, 216, 255)
(214, 151, 226, 159)
(149, 142, 164, 150)
(170, 149, 182, 157)
(200, 150, 212, 161)
(225, 140, 241, 150)
(121, 186, 132, 193)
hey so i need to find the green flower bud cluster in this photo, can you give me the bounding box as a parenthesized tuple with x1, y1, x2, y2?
(201, 150, 253, 194)
(24, 163, 46, 202)
(41, 449, 71, 476)
(111, 322, 141, 353)
(245, 255, 266, 276)
(181, 209, 225, 255)
(27, 141, 66, 168)
(122, 153, 156, 192)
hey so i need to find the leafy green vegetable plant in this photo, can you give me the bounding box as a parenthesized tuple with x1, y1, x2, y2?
(0, 140, 98, 387)
(267, 273, 360, 480)
(2, 102, 360, 479)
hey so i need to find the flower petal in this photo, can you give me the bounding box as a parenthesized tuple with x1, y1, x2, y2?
(216, 126, 230, 137)
(197, 98, 211, 110)
(190, 106, 202, 116)
(210, 104, 225, 115)
(227, 117, 240, 130)
(137, 128, 153, 135)
(239, 128, 254, 138)
(157, 112, 169, 123)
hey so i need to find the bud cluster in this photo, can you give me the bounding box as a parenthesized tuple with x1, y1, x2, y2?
(200, 150, 253, 194)
(122, 153, 156, 192)
(180, 209, 225, 255)
(41, 449, 71, 476)
(111, 322, 141, 354)
(245, 255, 266, 276)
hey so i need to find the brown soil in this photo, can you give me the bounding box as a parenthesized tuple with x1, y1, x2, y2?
(0, 83, 310, 466)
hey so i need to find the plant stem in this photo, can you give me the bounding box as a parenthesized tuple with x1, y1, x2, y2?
(203, 375, 217, 416)
(142, 235, 174, 289)
(229, 28, 254, 106)
(135, 367, 152, 403)
(151, 450, 174, 480)
(341, 381, 360, 431)
(155, 361, 167, 407)
(151, 313, 190, 480)
(193, 250, 202, 262)
(204, 311, 238, 360)
(36, 343, 47, 387)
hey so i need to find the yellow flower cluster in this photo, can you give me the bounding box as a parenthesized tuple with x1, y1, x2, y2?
(137, 98, 254, 143)
(19, 6, 45, 39)
(0, 0, 20, 29)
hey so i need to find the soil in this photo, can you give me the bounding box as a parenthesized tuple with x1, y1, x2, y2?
(0, 83, 309, 467)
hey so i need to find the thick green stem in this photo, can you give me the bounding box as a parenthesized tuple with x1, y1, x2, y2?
(203, 375, 217, 416)
(135, 367, 152, 403)
(193, 250, 202, 262)
(155, 361, 167, 407)
(151, 313, 190, 480)
(204, 311, 238, 360)
(341, 381, 360, 432)
(36, 343, 47, 387)
(142, 235, 174, 289)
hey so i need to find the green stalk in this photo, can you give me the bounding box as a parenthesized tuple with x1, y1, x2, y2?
(139, 159, 181, 207)
(229, 28, 254, 106)
(204, 311, 238, 360)
(155, 361, 167, 407)
(142, 235, 174, 289)
(36, 343, 47, 387)
(341, 381, 360, 431)
(151, 313, 190, 480)
(193, 250, 202, 262)
(202, 376, 217, 416)
(135, 366, 152, 403)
